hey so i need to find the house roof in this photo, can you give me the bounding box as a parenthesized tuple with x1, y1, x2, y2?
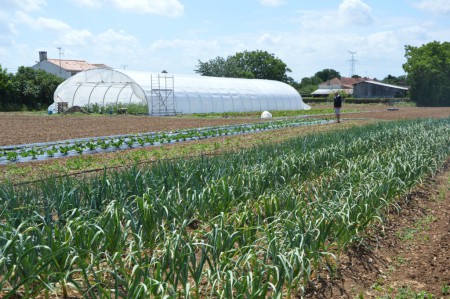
(311, 88, 353, 95)
(340, 77, 365, 87)
(353, 80, 408, 90)
(319, 77, 366, 89)
(92, 63, 113, 70)
(47, 59, 106, 72)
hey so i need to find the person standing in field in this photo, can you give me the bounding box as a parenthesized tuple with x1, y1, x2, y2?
(333, 91, 342, 123)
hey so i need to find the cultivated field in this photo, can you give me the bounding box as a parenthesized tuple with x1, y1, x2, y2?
(1, 105, 449, 298)
(1, 106, 450, 146)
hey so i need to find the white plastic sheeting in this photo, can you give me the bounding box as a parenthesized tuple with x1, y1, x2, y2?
(261, 111, 273, 119)
(53, 68, 310, 114)
(53, 69, 146, 109)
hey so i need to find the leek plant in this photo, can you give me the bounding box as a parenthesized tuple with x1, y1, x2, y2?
(1, 118, 449, 298)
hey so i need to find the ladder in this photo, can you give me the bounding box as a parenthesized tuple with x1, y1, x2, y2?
(150, 74, 178, 116)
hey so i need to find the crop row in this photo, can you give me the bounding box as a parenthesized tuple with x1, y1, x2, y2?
(1, 118, 449, 298)
(0, 117, 329, 164)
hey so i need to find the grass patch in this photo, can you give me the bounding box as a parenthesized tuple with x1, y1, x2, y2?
(395, 215, 437, 242)
(190, 108, 359, 118)
(375, 286, 435, 298)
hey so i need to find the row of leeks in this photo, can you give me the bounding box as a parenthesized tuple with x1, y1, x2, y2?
(1, 118, 450, 298)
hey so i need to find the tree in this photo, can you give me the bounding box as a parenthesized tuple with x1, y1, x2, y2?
(382, 74, 407, 86)
(0, 65, 14, 110)
(195, 56, 239, 78)
(0, 66, 64, 111)
(403, 41, 450, 106)
(195, 50, 293, 83)
(296, 75, 322, 94)
(314, 69, 341, 83)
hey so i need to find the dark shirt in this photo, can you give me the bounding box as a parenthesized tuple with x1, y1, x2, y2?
(334, 94, 342, 108)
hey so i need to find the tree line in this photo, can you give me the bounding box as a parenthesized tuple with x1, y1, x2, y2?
(0, 65, 64, 111)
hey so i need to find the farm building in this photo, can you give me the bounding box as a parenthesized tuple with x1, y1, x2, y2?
(32, 51, 111, 79)
(311, 77, 365, 97)
(52, 68, 310, 115)
(353, 80, 408, 98)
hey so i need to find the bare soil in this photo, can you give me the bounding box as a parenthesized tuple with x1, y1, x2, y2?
(1, 106, 450, 146)
(1, 105, 450, 298)
(0, 113, 260, 146)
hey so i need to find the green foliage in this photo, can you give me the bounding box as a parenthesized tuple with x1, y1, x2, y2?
(0, 65, 14, 111)
(403, 41, 450, 106)
(125, 103, 148, 114)
(382, 74, 408, 86)
(296, 75, 322, 94)
(442, 284, 450, 296)
(83, 103, 148, 115)
(195, 50, 293, 83)
(0, 65, 64, 111)
(314, 68, 341, 82)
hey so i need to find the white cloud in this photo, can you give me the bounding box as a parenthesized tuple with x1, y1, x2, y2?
(34, 29, 143, 69)
(297, 10, 327, 30)
(260, 0, 285, 7)
(3, 0, 46, 12)
(149, 38, 219, 53)
(0, 0, 47, 39)
(398, 25, 429, 41)
(15, 11, 71, 32)
(297, 0, 373, 31)
(135, 38, 223, 73)
(364, 31, 399, 56)
(338, 0, 374, 26)
(72, 0, 184, 17)
(414, 0, 450, 15)
(112, 0, 184, 17)
(58, 29, 93, 46)
(72, 0, 106, 8)
(257, 33, 282, 45)
(97, 29, 139, 44)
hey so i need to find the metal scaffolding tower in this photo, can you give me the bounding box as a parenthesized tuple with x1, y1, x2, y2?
(150, 74, 177, 116)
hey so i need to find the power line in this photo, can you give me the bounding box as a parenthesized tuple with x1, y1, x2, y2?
(347, 50, 358, 77)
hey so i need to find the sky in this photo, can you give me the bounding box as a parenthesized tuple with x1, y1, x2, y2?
(1, 0, 450, 81)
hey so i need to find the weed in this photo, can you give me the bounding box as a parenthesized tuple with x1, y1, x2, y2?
(396, 215, 437, 242)
(442, 284, 450, 296)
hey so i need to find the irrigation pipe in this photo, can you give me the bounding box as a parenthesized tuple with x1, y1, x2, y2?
(11, 152, 220, 187)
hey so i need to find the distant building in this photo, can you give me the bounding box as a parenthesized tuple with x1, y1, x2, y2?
(353, 80, 408, 98)
(32, 51, 112, 79)
(311, 77, 365, 97)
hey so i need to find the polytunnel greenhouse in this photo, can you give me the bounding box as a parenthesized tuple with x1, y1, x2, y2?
(52, 68, 310, 115)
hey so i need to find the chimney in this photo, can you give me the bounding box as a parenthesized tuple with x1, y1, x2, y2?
(39, 51, 47, 62)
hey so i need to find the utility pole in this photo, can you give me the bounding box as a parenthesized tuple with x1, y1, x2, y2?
(347, 50, 357, 77)
(57, 46, 64, 74)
